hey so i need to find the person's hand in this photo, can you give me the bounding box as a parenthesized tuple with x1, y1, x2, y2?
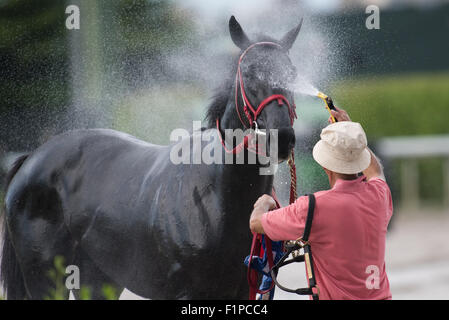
(329, 105, 351, 123)
(253, 194, 277, 211)
(250, 194, 277, 234)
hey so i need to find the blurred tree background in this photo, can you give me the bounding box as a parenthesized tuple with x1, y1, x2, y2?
(324, 6, 449, 208)
(0, 0, 196, 154)
(0, 0, 69, 152)
(66, 0, 199, 143)
(0, 0, 198, 196)
(0, 0, 448, 209)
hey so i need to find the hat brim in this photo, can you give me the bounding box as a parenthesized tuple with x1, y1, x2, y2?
(312, 140, 371, 174)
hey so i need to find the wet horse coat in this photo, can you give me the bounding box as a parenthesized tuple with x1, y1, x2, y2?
(1, 16, 301, 299)
(4, 129, 273, 298)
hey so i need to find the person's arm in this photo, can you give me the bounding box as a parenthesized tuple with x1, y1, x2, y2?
(363, 148, 386, 181)
(249, 194, 277, 234)
(330, 106, 385, 181)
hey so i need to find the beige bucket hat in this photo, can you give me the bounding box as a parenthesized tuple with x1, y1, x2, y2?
(312, 122, 371, 174)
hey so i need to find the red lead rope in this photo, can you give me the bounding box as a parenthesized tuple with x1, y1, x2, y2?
(248, 149, 297, 300)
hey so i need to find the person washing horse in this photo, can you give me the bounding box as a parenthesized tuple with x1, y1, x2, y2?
(249, 106, 393, 300)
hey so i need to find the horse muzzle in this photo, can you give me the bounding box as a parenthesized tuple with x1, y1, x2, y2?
(258, 126, 295, 162)
(276, 127, 296, 161)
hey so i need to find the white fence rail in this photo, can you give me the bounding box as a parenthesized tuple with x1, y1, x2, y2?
(377, 134, 449, 209)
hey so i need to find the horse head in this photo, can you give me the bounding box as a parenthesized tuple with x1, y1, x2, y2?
(219, 16, 302, 162)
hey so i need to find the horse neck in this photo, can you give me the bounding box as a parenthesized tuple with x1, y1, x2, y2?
(215, 84, 276, 212)
(219, 160, 272, 222)
(218, 141, 274, 216)
(222, 162, 273, 191)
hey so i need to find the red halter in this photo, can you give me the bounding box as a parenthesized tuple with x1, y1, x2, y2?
(235, 42, 297, 129)
(217, 42, 297, 154)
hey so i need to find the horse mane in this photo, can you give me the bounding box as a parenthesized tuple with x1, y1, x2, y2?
(205, 81, 233, 128)
(204, 35, 281, 128)
(204, 53, 238, 128)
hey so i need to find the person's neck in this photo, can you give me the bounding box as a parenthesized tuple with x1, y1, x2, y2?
(329, 172, 358, 188)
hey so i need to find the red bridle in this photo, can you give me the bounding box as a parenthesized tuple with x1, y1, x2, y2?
(235, 42, 297, 128)
(217, 42, 297, 154)
(215, 42, 300, 299)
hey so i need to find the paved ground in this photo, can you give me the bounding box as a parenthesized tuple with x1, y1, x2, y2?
(119, 210, 449, 300)
(383, 210, 449, 300)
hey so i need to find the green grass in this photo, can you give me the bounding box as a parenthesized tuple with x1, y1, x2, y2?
(331, 71, 449, 138)
(44, 256, 119, 300)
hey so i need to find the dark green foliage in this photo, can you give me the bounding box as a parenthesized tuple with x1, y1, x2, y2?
(0, 0, 194, 152)
(0, 0, 70, 151)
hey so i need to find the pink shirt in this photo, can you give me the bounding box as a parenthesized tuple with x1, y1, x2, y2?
(262, 176, 393, 300)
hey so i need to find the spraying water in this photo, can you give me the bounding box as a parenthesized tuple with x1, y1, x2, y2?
(289, 75, 320, 97)
(289, 75, 337, 123)
(65, 0, 343, 206)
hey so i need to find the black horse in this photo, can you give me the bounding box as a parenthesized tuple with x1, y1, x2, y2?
(1, 16, 301, 299)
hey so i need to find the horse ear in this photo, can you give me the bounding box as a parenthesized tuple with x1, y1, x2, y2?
(229, 16, 251, 50)
(280, 18, 303, 51)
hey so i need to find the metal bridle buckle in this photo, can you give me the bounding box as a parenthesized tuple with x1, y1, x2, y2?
(253, 121, 266, 136)
(285, 237, 309, 258)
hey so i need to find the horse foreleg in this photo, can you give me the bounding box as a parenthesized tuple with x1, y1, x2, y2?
(71, 249, 124, 300)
